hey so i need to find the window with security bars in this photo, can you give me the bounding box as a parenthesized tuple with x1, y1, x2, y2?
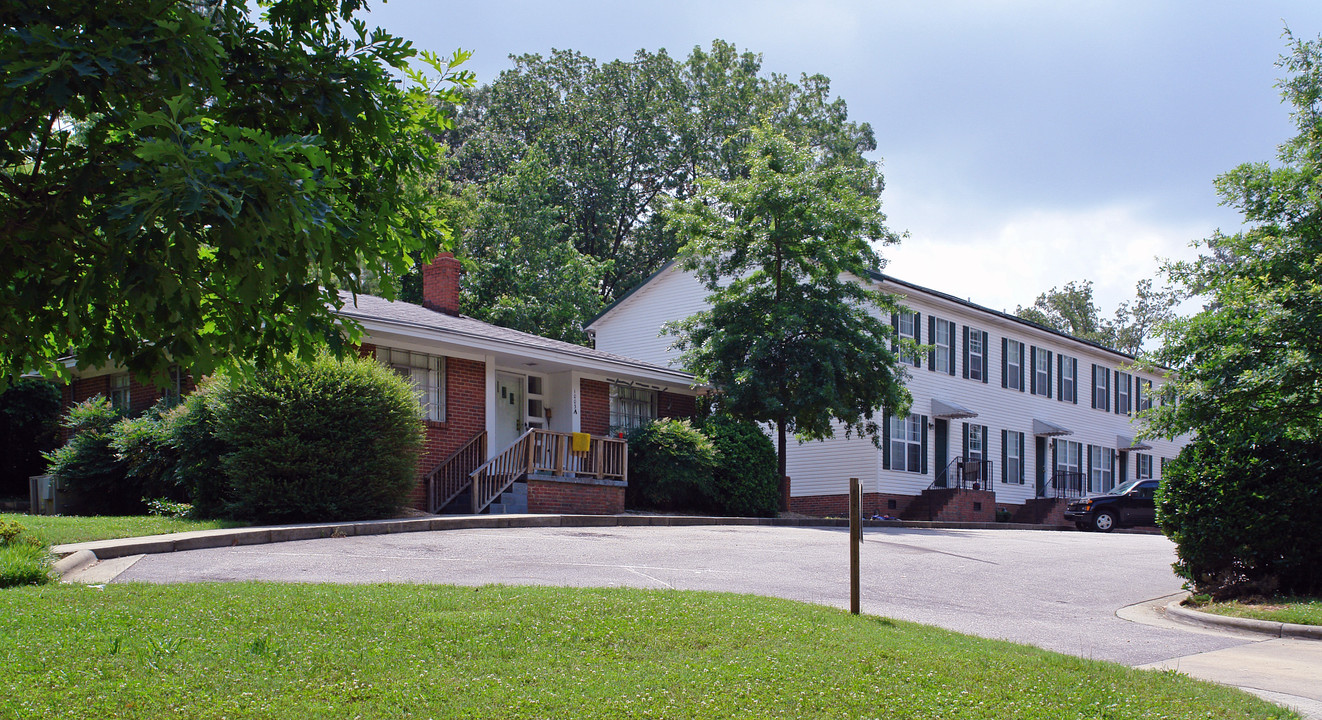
(610, 385, 656, 430)
(376, 347, 445, 421)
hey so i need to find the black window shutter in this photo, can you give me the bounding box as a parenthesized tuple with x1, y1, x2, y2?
(1135, 378, 1142, 411)
(1087, 445, 1095, 492)
(1057, 354, 1063, 401)
(1047, 352, 1054, 399)
(1071, 359, 1079, 404)
(1114, 374, 1121, 415)
(962, 326, 970, 379)
(962, 423, 969, 459)
(982, 426, 989, 460)
(1001, 337, 1008, 388)
(947, 322, 956, 376)
(914, 312, 922, 343)
(927, 316, 936, 371)
(890, 313, 899, 352)
(882, 411, 891, 470)
(1030, 346, 1037, 394)
(921, 417, 929, 475)
(981, 332, 989, 383)
(1001, 429, 1007, 483)
(1091, 365, 1098, 409)
(1017, 344, 1025, 393)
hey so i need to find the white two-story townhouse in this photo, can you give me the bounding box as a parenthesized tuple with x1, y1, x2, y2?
(586, 263, 1187, 524)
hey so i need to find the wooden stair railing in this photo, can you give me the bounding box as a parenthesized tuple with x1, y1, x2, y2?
(469, 429, 630, 513)
(425, 431, 487, 513)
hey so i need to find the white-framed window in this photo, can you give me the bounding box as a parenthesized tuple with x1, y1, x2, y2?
(1031, 347, 1050, 397)
(163, 366, 186, 406)
(1093, 364, 1111, 411)
(1003, 430, 1024, 484)
(932, 318, 954, 375)
(1055, 439, 1082, 475)
(890, 414, 924, 473)
(1137, 378, 1153, 412)
(610, 384, 656, 430)
(376, 347, 446, 422)
(1059, 355, 1077, 403)
(526, 375, 546, 429)
(1004, 340, 1024, 391)
(1090, 445, 1115, 492)
(896, 311, 919, 367)
(966, 423, 985, 462)
(1136, 453, 1153, 480)
(1116, 371, 1132, 415)
(109, 373, 131, 413)
(967, 327, 986, 381)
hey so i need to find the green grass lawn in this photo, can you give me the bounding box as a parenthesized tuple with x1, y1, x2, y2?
(0, 513, 246, 547)
(0, 583, 1297, 719)
(1196, 597, 1322, 627)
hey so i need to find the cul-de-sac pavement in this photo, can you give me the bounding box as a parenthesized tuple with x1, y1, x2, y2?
(98, 525, 1322, 718)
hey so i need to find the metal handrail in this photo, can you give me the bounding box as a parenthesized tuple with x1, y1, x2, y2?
(932, 456, 993, 491)
(1046, 470, 1087, 499)
(469, 429, 628, 513)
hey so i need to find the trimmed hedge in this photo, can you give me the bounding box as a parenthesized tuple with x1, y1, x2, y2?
(214, 352, 424, 523)
(167, 378, 231, 518)
(1158, 434, 1322, 599)
(625, 419, 717, 511)
(702, 414, 779, 517)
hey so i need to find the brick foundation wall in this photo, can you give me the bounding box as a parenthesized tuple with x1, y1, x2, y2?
(581, 379, 609, 436)
(789, 492, 918, 518)
(412, 356, 486, 509)
(527, 477, 625, 515)
(657, 391, 697, 420)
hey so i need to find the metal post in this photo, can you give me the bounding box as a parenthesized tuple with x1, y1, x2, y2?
(849, 476, 861, 615)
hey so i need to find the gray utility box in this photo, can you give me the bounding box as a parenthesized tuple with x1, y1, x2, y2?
(29, 474, 72, 515)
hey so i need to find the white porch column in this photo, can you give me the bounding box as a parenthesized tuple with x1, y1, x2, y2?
(484, 354, 497, 458)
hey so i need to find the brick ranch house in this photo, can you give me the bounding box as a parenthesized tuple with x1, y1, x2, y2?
(55, 253, 704, 515)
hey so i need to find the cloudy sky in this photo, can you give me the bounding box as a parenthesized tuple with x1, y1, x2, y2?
(366, 0, 1322, 315)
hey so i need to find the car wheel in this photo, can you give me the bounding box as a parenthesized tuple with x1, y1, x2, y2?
(1075, 522, 1089, 531)
(1093, 510, 1117, 533)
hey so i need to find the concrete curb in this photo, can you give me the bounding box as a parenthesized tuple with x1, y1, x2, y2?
(51, 549, 97, 577)
(50, 513, 1083, 565)
(1165, 601, 1322, 641)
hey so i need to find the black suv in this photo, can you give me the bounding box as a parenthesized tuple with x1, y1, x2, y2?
(1064, 479, 1159, 532)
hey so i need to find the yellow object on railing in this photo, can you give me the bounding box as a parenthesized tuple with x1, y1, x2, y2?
(571, 432, 591, 452)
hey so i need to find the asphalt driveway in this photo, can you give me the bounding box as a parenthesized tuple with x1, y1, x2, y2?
(116, 524, 1246, 666)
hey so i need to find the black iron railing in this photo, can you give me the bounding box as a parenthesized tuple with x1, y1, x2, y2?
(933, 456, 993, 491)
(1045, 470, 1087, 499)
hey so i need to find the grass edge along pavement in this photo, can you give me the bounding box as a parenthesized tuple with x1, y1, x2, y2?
(0, 583, 1300, 720)
(1190, 597, 1322, 628)
(0, 513, 246, 548)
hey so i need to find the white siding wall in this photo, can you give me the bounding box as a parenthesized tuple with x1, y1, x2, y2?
(589, 269, 1188, 504)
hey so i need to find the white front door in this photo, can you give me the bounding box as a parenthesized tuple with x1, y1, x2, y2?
(495, 372, 524, 451)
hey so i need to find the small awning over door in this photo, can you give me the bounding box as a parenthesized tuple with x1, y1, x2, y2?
(1117, 435, 1153, 451)
(931, 398, 978, 419)
(1032, 418, 1073, 436)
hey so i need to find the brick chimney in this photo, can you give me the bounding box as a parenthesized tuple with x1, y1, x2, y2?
(422, 252, 462, 316)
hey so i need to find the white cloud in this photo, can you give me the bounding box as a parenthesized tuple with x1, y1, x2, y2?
(878, 203, 1213, 318)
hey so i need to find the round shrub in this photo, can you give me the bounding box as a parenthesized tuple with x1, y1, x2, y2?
(44, 397, 133, 514)
(1157, 433, 1322, 599)
(110, 401, 183, 503)
(214, 352, 425, 523)
(702, 414, 779, 517)
(625, 419, 717, 511)
(166, 378, 232, 518)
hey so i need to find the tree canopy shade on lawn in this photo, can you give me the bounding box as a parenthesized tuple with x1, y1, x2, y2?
(0, 0, 472, 386)
(1150, 31, 1322, 598)
(440, 41, 878, 343)
(665, 127, 910, 480)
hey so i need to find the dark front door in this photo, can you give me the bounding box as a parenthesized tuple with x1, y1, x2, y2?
(935, 419, 949, 487)
(1035, 436, 1048, 496)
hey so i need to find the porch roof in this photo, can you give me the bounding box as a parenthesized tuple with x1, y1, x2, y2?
(1117, 435, 1153, 451)
(338, 292, 700, 390)
(931, 398, 978, 419)
(1032, 418, 1073, 437)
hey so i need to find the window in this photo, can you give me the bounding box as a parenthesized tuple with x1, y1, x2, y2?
(929, 317, 955, 375)
(1089, 445, 1115, 492)
(1003, 339, 1024, 391)
(1136, 378, 1153, 412)
(894, 311, 920, 367)
(163, 366, 186, 406)
(1055, 440, 1082, 474)
(1115, 371, 1132, 415)
(1002, 430, 1024, 484)
(109, 373, 131, 413)
(376, 347, 446, 421)
(610, 384, 657, 430)
(1058, 354, 1078, 404)
(965, 423, 985, 461)
(964, 326, 988, 383)
(1031, 346, 1052, 397)
(889, 414, 925, 473)
(1136, 453, 1153, 480)
(1092, 364, 1111, 411)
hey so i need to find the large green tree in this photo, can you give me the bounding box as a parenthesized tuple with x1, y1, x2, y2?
(664, 126, 910, 482)
(0, 0, 472, 385)
(1016, 279, 1178, 355)
(1147, 31, 1322, 597)
(439, 41, 877, 342)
